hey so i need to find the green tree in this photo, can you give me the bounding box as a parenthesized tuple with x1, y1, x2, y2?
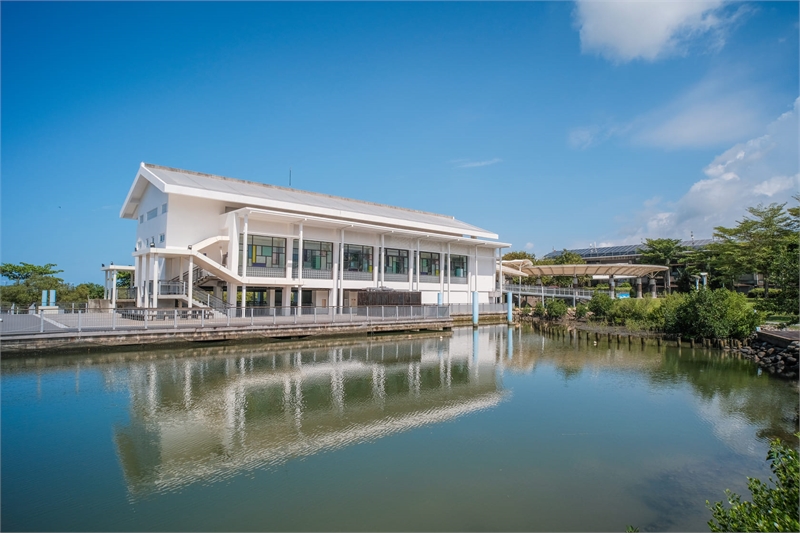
(711, 202, 799, 300)
(639, 238, 688, 294)
(0, 262, 63, 283)
(707, 436, 799, 532)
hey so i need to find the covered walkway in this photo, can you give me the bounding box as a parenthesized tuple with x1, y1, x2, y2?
(499, 260, 669, 305)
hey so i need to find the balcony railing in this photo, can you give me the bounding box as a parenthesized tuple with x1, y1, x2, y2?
(115, 287, 137, 300)
(450, 276, 468, 284)
(239, 265, 286, 278)
(158, 281, 186, 295)
(292, 268, 333, 280)
(343, 271, 372, 281)
(384, 273, 408, 282)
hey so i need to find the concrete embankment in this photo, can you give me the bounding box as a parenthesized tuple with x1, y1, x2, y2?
(0, 319, 452, 357)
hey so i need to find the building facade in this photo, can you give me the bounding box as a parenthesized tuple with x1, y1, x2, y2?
(121, 163, 508, 309)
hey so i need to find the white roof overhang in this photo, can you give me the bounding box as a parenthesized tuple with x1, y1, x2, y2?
(231, 207, 511, 249)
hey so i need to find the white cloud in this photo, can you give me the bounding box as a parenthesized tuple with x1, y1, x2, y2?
(525, 242, 534, 251)
(620, 98, 799, 241)
(574, 0, 745, 63)
(455, 158, 502, 168)
(569, 70, 770, 149)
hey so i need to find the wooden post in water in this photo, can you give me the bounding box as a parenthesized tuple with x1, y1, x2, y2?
(690, 338, 695, 348)
(657, 337, 661, 347)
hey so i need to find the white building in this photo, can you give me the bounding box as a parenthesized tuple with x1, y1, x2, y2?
(120, 163, 508, 310)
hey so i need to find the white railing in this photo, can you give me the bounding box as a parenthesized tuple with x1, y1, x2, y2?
(503, 284, 596, 299)
(0, 305, 451, 336)
(158, 281, 187, 295)
(384, 273, 408, 282)
(449, 303, 506, 315)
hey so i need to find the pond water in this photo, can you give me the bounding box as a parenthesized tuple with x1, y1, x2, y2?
(2, 325, 797, 531)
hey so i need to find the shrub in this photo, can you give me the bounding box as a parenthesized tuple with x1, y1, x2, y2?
(588, 292, 613, 319)
(707, 435, 799, 532)
(533, 302, 546, 318)
(594, 283, 610, 291)
(545, 299, 568, 320)
(575, 302, 588, 319)
(665, 289, 763, 340)
(747, 288, 782, 299)
(607, 297, 661, 328)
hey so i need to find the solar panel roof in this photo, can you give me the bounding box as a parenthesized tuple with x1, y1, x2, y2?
(543, 239, 715, 259)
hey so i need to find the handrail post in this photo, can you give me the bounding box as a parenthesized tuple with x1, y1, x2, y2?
(40, 309, 44, 333)
(174, 309, 178, 329)
(314, 307, 317, 324)
(112, 310, 116, 331)
(144, 308, 148, 329)
(78, 311, 82, 333)
(226, 308, 230, 327)
(201, 309, 204, 328)
(250, 307, 254, 326)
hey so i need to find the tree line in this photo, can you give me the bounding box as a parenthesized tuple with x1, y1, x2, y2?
(0, 262, 113, 307)
(505, 199, 799, 317)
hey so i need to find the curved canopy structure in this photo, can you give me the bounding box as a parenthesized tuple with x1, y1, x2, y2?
(500, 261, 668, 278)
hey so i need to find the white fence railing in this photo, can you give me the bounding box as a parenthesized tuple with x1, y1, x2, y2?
(449, 303, 506, 316)
(0, 305, 450, 336)
(502, 285, 596, 299)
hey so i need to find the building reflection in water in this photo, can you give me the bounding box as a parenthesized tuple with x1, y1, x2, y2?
(113, 327, 510, 496)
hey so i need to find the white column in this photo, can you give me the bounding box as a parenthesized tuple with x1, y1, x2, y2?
(242, 213, 249, 278)
(242, 214, 249, 311)
(268, 289, 275, 307)
(372, 235, 383, 287)
(474, 245, 479, 293)
(134, 256, 142, 307)
(415, 239, 420, 291)
(286, 237, 294, 279)
(338, 229, 344, 308)
(447, 243, 451, 304)
(378, 234, 383, 287)
(188, 256, 194, 307)
(439, 242, 444, 292)
(229, 214, 239, 276)
(332, 233, 339, 309)
(154, 254, 161, 306)
(297, 223, 303, 308)
(498, 248, 503, 302)
(111, 270, 118, 308)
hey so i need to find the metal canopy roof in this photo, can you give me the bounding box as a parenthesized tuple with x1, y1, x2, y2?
(500, 261, 668, 278)
(543, 239, 715, 259)
(122, 163, 498, 239)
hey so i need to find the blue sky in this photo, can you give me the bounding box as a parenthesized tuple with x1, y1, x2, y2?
(2, 1, 798, 284)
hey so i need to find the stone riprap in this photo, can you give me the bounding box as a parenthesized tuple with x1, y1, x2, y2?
(735, 339, 799, 379)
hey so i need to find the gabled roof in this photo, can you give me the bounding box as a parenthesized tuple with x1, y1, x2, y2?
(121, 163, 498, 239)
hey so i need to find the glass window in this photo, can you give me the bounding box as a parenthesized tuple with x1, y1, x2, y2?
(239, 235, 286, 268)
(161, 203, 168, 214)
(419, 251, 440, 276)
(344, 244, 373, 272)
(451, 255, 468, 278)
(159, 233, 165, 243)
(147, 208, 158, 220)
(293, 240, 333, 270)
(139, 215, 144, 224)
(384, 248, 409, 274)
